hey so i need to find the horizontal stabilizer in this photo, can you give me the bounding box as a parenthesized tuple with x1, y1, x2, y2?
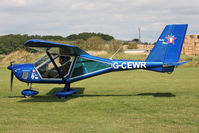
(163, 60, 190, 67)
(146, 60, 190, 73)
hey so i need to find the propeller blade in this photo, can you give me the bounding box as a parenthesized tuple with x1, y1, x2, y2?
(10, 61, 14, 92)
(10, 71, 14, 92)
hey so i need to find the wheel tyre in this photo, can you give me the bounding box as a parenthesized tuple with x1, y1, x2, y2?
(24, 95, 32, 98)
(57, 96, 67, 99)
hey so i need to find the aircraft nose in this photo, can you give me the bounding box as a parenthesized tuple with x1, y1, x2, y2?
(7, 65, 12, 70)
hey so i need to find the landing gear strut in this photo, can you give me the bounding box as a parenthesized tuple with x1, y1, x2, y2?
(21, 83, 39, 98)
(56, 84, 78, 98)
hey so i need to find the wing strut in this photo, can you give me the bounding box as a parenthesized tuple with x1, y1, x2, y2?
(46, 51, 67, 84)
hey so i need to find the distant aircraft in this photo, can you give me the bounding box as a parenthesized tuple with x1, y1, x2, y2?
(7, 24, 189, 98)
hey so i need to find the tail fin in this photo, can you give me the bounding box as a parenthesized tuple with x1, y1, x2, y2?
(146, 24, 188, 72)
(146, 24, 188, 63)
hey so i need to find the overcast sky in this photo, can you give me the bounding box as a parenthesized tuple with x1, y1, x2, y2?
(0, 0, 199, 42)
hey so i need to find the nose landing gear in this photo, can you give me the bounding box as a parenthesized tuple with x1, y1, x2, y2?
(21, 83, 39, 98)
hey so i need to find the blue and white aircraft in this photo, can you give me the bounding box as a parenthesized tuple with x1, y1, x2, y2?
(8, 24, 189, 98)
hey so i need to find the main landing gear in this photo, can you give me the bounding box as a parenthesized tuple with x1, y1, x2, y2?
(21, 83, 39, 98)
(56, 84, 78, 98)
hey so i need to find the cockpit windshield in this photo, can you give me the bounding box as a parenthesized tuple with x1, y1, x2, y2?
(34, 53, 57, 68)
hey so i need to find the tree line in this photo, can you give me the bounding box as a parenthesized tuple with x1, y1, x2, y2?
(0, 33, 114, 54)
(66, 32, 114, 41)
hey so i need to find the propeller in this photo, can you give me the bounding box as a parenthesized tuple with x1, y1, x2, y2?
(9, 61, 15, 92)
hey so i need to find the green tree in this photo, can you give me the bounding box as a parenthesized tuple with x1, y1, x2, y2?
(109, 40, 123, 52)
(132, 38, 140, 43)
(86, 36, 106, 50)
(66, 34, 78, 41)
(66, 32, 114, 41)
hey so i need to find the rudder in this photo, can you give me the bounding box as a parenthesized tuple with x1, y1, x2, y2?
(146, 24, 188, 63)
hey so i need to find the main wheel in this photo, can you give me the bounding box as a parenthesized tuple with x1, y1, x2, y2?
(56, 89, 78, 98)
(57, 96, 67, 99)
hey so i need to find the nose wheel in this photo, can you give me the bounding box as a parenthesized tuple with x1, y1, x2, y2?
(24, 95, 33, 98)
(21, 83, 39, 98)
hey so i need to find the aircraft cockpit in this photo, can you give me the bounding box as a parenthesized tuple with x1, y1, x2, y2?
(33, 48, 74, 79)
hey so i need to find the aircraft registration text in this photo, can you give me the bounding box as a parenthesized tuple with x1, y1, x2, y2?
(112, 62, 146, 69)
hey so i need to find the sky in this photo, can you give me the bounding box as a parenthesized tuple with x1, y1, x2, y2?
(0, 0, 199, 42)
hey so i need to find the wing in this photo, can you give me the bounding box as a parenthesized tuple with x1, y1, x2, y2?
(25, 39, 89, 56)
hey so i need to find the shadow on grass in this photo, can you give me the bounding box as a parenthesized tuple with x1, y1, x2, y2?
(136, 92, 176, 97)
(76, 92, 176, 98)
(14, 86, 175, 102)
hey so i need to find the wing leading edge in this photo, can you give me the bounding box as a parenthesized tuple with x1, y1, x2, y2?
(25, 39, 89, 56)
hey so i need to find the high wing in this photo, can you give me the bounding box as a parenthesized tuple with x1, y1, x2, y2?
(25, 39, 89, 56)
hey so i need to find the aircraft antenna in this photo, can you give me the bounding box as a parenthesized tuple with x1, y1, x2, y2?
(138, 26, 141, 43)
(109, 45, 123, 60)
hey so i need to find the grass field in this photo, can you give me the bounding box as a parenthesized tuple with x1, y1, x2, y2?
(0, 67, 199, 133)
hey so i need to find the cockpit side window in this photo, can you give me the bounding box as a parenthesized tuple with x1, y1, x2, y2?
(71, 57, 112, 78)
(35, 54, 73, 79)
